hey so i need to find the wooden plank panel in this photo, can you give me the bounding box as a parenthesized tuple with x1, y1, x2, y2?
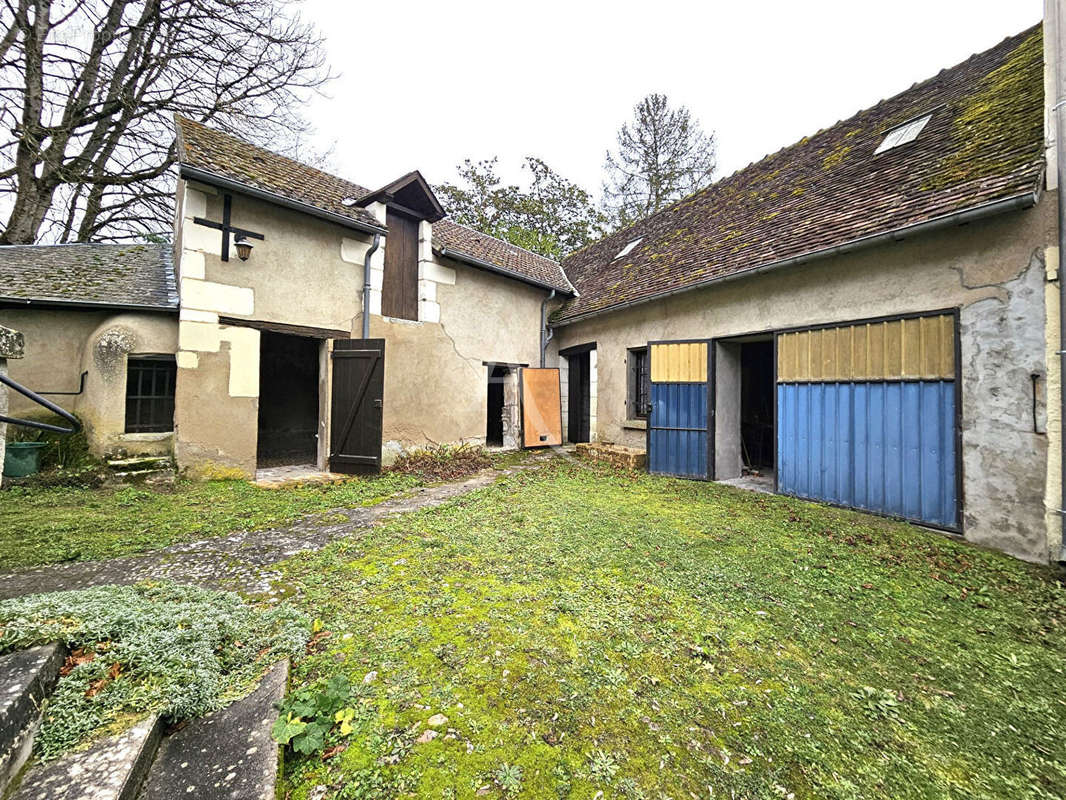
(919, 316, 937, 378)
(868, 323, 884, 379)
(883, 320, 902, 377)
(901, 318, 921, 378)
(939, 314, 955, 378)
(837, 326, 853, 380)
(651, 344, 666, 383)
(808, 329, 822, 381)
(521, 367, 562, 447)
(852, 324, 869, 380)
(778, 333, 793, 382)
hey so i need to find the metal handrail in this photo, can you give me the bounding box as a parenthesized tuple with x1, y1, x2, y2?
(0, 372, 81, 434)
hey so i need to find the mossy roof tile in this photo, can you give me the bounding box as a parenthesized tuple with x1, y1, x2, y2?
(555, 25, 1045, 324)
(176, 118, 573, 294)
(0, 243, 177, 309)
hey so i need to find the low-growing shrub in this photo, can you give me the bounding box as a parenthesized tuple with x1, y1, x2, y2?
(0, 581, 308, 759)
(389, 443, 490, 482)
(6, 412, 93, 470)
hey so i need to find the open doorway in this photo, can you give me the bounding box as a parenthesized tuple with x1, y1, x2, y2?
(714, 335, 774, 489)
(486, 364, 520, 449)
(257, 331, 320, 469)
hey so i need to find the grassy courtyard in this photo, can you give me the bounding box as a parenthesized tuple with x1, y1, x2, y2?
(0, 473, 419, 570)
(275, 460, 1066, 800)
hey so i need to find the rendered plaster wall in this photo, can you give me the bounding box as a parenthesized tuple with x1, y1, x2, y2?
(552, 199, 1057, 562)
(1, 308, 177, 457)
(369, 257, 546, 463)
(174, 180, 549, 473)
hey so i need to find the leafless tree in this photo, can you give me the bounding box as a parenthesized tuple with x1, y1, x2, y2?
(602, 93, 717, 229)
(0, 0, 332, 244)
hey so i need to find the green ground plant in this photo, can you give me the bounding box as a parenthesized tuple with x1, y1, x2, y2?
(276, 460, 1066, 800)
(0, 581, 308, 759)
(0, 473, 419, 570)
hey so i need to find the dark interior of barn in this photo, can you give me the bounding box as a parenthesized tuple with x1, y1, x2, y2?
(486, 365, 510, 447)
(740, 340, 775, 471)
(257, 331, 320, 467)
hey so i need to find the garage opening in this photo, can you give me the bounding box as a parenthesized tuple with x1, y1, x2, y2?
(714, 335, 774, 488)
(257, 331, 320, 468)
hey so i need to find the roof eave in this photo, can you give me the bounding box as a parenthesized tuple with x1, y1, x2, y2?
(179, 164, 388, 236)
(435, 246, 575, 296)
(552, 188, 1041, 327)
(0, 296, 179, 313)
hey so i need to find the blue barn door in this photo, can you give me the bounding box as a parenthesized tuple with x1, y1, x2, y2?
(775, 313, 960, 530)
(647, 340, 711, 479)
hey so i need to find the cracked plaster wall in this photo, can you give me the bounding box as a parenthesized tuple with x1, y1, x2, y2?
(553, 197, 1058, 562)
(173, 180, 549, 473)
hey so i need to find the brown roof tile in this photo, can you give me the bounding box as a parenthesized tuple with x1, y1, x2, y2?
(176, 118, 572, 293)
(555, 25, 1045, 324)
(0, 243, 177, 309)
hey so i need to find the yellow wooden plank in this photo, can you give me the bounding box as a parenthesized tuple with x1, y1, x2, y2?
(852, 324, 869, 380)
(940, 314, 955, 378)
(650, 344, 665, 382)
(669, 344, 681, 382)
(686, 343, 699, 382)
(919, 316, 938, 378)
(778, 334, 792, 382)
(902, 317, 921, 378)
(808, 329, 821, 381)
(883, 320, 901, 378)
(696, 342, 708, 382)
(837, 325, 853, 380)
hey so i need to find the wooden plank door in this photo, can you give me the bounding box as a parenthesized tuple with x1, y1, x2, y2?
(329, 339, 385, 473)
(520, 368, 562, 447)
(382, 210, 419, 320)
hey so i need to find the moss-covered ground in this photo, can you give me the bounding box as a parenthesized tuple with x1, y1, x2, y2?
(0, 473, 419, 570)
(277, 460, 1066, 800)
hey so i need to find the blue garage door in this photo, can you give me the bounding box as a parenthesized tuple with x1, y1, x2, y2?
(776, 315, 959, 529)
(648, 341, 710, 479)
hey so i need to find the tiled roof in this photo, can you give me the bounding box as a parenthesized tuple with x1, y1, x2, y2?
(0, 243, 177, 309)
(554, 25, 1046, 324)
(176, 116, 382, 230)
(434, 219, 574, 292)
(176, 118, 573, 293)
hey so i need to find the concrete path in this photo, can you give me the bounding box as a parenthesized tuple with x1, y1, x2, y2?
(0, 465, 528, 601)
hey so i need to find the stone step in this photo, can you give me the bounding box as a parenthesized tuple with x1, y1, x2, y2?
(139, 660, 288, 800)
(0, 643, 66, 793)
(106, 457, 172, 471)
(8, 714, 161, 800)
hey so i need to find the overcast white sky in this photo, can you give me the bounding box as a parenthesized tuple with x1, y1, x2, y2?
(303, 0, 1042, 198)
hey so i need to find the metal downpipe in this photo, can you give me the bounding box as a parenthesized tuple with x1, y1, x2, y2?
(1055, 0, 1066, 562)
(540, 289, 556, 367)
(362, 234, 381, 340)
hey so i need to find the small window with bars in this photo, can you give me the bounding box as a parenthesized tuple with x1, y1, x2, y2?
(125, 355, 176, 433)
(627, 346, 650, 419)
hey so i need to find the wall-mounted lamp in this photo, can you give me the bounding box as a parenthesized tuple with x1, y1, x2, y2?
(234, 235, 254, 261)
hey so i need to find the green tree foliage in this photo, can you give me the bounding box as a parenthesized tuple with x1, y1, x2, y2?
(435, 157, 606, 261)
(602, 93, 717, 228)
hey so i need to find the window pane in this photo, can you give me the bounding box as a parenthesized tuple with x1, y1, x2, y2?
(125, 356, 177, 433)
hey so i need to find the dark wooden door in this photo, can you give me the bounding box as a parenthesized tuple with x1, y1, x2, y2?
(382, 210, 419, 320)
(567, 352, 590, 443)
(329, 339, 385, 473)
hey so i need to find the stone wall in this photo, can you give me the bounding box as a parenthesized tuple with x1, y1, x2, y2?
(551, 197, 1058, 563)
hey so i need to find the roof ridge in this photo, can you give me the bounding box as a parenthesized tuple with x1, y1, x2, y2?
(562, 22, 1041, 267)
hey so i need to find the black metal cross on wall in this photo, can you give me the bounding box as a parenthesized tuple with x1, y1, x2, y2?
(192, 193, 265, 262)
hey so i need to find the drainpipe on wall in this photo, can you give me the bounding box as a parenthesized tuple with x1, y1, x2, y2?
(540, 290, 556, 367)
(1055, 0, 1066, 561)
(361, 233, 381, 340)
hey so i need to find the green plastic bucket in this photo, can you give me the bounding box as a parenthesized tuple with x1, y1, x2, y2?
(3, 441, 47, 478)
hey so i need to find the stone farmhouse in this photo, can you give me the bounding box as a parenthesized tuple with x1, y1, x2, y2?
(1, 20, 1064, 564)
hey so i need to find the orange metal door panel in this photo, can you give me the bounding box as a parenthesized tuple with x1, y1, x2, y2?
(520, 368, 562, 448)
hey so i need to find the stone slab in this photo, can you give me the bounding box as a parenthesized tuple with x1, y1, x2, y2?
(0, 325, 23, 359)
(0, 643, 65, 792)
(9, 714, 160, 800)
(140, 660, 288, 800)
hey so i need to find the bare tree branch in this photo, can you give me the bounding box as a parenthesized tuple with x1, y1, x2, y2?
(0, 0, 333, 243)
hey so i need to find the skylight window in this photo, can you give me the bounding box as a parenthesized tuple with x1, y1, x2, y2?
(874, 114, 932, 155)
(614, 237, 643, 260)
